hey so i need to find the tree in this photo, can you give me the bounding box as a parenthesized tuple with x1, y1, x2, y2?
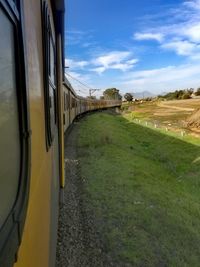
(195, 88, 200, 96)
(124, 93, 133, 102)
(103, 88, 122, 100)
(161, 89, 193, 100)
(188, 88, 194, 95)
(182, 92, 191, 99)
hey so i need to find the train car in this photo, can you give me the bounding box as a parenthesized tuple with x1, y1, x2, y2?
(0, 1, 65, 266)
(0, 1, 121, 267)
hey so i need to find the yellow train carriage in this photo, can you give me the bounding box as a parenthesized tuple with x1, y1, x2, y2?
(0, 0, 65, 266)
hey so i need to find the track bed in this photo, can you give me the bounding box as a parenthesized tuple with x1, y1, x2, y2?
(56, 117, 129, 267)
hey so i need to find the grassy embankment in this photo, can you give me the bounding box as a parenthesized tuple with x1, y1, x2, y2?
(122, 99, 200, 136)
(77, 111, 200, 266)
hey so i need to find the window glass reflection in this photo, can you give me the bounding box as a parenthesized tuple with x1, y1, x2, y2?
(0, 8, 20, 228)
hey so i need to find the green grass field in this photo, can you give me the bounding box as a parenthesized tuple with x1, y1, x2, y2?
(77, 111, 200, 266)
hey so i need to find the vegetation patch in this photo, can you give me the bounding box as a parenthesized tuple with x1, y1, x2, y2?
(123, 99, 200, 136)
(187, 109, 200, 129)
(77, 111, 200, 266)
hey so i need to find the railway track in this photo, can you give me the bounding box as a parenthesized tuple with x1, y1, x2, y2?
(56, 120, 106, 267)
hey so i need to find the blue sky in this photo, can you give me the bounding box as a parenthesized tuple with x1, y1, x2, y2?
(65, 0, 200, 97)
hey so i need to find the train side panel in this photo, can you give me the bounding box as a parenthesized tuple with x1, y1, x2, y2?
(14, 0, 61, 266)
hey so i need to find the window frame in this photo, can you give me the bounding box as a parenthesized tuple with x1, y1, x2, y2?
(0, 0, 31, 266)
(41, 0, 57, 150)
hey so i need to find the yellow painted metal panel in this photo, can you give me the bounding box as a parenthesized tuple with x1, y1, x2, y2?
(14, 0, 57, 266)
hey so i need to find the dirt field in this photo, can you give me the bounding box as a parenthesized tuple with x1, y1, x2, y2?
(128, 99, 200, 136)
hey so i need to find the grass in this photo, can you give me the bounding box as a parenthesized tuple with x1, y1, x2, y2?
(77, 111, 200, 266)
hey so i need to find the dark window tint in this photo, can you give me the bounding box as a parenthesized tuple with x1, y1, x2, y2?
(0, 7, 20, 229)
(66, 93, 68, 110)
(49, 36, 56, 85)
(64, 92, 66, 110)
(41, 1, 57, 148)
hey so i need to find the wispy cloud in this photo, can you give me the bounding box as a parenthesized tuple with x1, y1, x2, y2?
(133, 0, 200, 60)
(66, 62, 200, 95)
(134, 33, 164, 42)
(66, 30, 94, 46)
(91, 51, 138, 74)
(65, 70, 91, 84)
(161, 40, 200, 56)
(120, 63, 200, 93)
(183, 0, 200, 10)
(65, 58, 89, 69)
(66, 51, 138, 75)
(65, 0, 200, 95)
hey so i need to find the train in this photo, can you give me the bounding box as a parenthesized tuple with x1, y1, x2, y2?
(0, 0, 121, 267)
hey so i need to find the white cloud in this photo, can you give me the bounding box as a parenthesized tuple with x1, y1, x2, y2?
(134, 33, 164, 42)
(64, 1, 200, 96)
(120, 63, 200, 93)
(65, 58, 89, 69)
(91, 51, 138, 74)
(65, 71, 86, 80)
(93, 51, 130, 67)
(183, 23, 200, 42)
(65, 51, 138, 74)
(65, 62, 200, 95)
(133, 0, 200, 59)
(67, 30, 94, 46)
(183, 0, 200, 10)
(91, 66, 106, 75)
(161, 40, 199, 56)
(127, 59, 139, 64)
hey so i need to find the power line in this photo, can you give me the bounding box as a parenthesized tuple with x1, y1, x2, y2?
(77, 89, 87, 95)
(65, 71, 104, 98)
(65, 72, 93, 90)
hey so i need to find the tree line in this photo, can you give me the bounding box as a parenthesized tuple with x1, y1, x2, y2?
(87, 87, 200, 101)
(158, 88, 200, 100)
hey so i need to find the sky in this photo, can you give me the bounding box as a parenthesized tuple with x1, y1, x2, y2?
(65, 0, 200, 97)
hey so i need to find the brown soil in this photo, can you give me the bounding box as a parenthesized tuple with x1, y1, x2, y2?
(186, 109, 200, 129)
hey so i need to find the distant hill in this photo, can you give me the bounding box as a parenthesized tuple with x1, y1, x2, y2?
(131, 91, 156, 99)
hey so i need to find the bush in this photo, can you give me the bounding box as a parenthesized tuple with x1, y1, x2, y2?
(182, 93, 191, 99)
(195, 88, 200, 96)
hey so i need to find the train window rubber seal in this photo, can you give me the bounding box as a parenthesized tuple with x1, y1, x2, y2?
(0, 0, 31, 267)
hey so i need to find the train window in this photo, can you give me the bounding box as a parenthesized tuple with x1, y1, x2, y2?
(67, 92, 70, 110)
(72, 97, 75, 108)
(66, 93, 68, 110)
(65, 93, 67, 109)
(64, 92, 66, 110)
(41, 0, 57, 149)
(0, 4, 20, 231)
(0, 1, 30, 266)
(49, 35, 56, 86)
